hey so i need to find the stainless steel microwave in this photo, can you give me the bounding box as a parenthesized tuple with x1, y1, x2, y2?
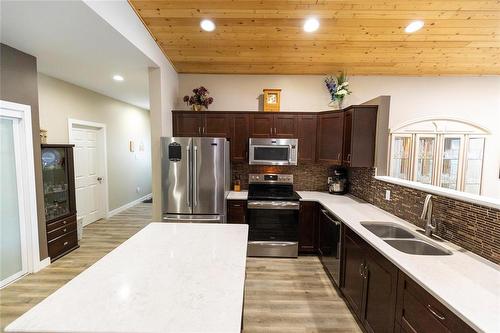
(249, 138, 298, 166)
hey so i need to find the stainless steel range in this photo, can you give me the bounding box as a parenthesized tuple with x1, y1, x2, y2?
(247, 174, 301, 258)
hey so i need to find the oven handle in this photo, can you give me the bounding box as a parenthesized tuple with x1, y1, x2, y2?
(247, 201, 300, 210)
(321, 209, 341, 226)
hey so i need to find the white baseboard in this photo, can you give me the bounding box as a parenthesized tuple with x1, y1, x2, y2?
(106, 193, 152, 218)
(35, 257, 51, 272)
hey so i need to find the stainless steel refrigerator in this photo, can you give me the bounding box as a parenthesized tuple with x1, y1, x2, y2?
(161, 137, 230, 223)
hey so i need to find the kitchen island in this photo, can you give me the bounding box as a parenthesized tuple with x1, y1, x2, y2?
(6, 222, 249, 333)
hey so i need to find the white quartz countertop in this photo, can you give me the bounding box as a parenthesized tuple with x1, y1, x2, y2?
(295, 191, 500, 333)
(6, 223, 249, 333)
(227, 190, 248, 200)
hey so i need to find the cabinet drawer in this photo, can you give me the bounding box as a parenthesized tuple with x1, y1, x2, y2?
(396, 272, 475, 333)
(47, 220, 77, 242)
(47, 214, 76, 232)
(48, 231, 78, 259)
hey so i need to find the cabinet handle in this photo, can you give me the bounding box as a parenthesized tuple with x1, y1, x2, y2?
(63, 241, 68, 246)
(203, 127, 205, 135)
(270, 127, 273, 136)
(274, 127, 277, 135)
(363, 265, 369, 279)
(427, 305, 445, 321)
(62, 221, 67, 225)
(337, 153, 341, 161)
(198, 127, 201, 135)
(347, 154, 351, 162)
(63, 228, 67, 232)
(233, 204, 241, 207)
(359, 263, 364, 277)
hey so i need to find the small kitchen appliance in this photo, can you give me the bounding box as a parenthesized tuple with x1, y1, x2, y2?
(328, 166, 348, 195)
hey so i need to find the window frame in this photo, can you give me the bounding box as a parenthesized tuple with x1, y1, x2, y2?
(461, 135, 486, 194)
(412, 134, 438, 185)
(389, 134, 413, 180)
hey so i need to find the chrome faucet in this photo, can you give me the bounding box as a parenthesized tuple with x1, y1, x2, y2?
(421, 194, 437, 237)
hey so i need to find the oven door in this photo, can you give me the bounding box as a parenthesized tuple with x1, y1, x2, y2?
(247, 201, 299, 257)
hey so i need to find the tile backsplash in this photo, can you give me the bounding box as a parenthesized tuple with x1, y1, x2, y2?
(348, 167, 500, 265)
(231, 162, 332, 191)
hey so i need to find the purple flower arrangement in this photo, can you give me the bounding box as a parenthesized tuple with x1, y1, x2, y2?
(325, 72, 351, 108)
(183, 86, 214, 109)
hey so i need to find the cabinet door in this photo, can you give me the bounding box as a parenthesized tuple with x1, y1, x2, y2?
(173, 113, 203, 137)
(342, 109, 353, 165)
(297, 114, 317, 162)
(273, 114, 297, 138)
(250, 114, 274, 138)
(204, 113, 230, 137)
(349, 106, 377, 167)
(227, 200, 247, 224)
(298, 201, 317, 253)
(228, 114, 250, 162)
(317, 112, 344, 163)
(341, 227, 366, 318)
(362, 246, 398, 333)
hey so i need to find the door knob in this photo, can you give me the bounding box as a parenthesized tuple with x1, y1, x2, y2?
(97, 177, 103, 183)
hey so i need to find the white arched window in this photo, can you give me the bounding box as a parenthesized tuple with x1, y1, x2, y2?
(389, 118, 489, 195)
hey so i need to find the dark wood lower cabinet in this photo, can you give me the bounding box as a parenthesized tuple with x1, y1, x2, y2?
(396, 271, 475, 333)
(46, 214, 79, 261)
(227, 200, 247, 224)
(298, 201, 318, 253)
(341, 227, 366, 317)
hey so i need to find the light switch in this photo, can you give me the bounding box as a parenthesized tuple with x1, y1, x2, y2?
(385, 190, 391, 201)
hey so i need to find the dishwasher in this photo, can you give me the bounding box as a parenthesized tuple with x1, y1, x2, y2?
(318, 208, 342, 286)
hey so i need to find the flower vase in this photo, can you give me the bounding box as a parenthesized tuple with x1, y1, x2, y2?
(192, 104, 204, 111)
(328, 99, 343, 110)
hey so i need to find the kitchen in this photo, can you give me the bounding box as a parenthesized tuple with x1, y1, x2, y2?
(2, 1, 500, 333)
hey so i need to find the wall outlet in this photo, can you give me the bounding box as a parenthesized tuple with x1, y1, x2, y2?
(385, 190, 391, 201)
(136, 187, 141, 194)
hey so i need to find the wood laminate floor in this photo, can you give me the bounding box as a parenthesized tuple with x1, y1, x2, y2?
(0, 203, 360, 333)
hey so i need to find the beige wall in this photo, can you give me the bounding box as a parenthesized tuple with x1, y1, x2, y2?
(178, 74, 500, 199)
(38, 74, 152, 211)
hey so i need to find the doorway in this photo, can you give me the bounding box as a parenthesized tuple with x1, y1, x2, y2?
(68, 119, 108, 226)
(0, 100, 40, 288)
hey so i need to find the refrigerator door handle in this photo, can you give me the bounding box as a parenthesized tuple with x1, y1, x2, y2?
(186, 145, 191, 207)
(193, 145, 198, 207)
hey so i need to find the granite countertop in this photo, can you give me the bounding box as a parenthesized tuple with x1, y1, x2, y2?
(6, 223, 249, 333)
(227, 190, 248, 200)
(226, 190, 500, 332)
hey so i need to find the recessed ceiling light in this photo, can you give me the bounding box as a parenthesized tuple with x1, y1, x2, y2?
(303, 18, 320, 33)
(405, 20, 424, 33)
(113, 74, 124, 82)
(200, 19, 216, 32)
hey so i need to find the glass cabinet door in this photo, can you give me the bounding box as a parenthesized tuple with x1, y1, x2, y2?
(390, 135, 412, 180)
(415, 136, 435, 185)
(41, 147, 70, 221)
(440, 137, 461, 190)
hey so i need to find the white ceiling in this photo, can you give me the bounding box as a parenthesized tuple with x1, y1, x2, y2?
(1, 0, 155, 109)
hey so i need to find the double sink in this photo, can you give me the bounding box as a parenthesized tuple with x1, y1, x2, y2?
(361, 222, 452, 256)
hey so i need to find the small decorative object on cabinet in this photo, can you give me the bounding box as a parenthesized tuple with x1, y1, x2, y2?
(183, 86, 214, 111)
(263, 88, 281, 112)
(325, 72, 351, 110)
(40, 129, 48, 144)
(41, 144, 79, 261)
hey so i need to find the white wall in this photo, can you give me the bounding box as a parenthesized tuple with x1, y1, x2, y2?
(84, 0, 179, 220)
(38, 74, 152, 210)
(178, 74, 500, 198)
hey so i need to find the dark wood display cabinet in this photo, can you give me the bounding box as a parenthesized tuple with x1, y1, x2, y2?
(342, 105, 378, 167)
(41, 144, 79, 261)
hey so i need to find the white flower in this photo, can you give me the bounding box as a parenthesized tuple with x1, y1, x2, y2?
(336, 89, 348, 95)
(339, 82, 349, 89)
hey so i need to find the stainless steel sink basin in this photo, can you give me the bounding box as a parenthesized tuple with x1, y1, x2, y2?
(361, 222, 416, 239)
(360, 222, 452, 256)
(384, 239, 452, 256)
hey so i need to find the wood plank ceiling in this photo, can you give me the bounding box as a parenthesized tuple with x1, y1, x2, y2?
(129, 1, 500, 75)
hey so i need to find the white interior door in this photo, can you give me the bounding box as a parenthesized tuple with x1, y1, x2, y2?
(71, 126, 105, 226)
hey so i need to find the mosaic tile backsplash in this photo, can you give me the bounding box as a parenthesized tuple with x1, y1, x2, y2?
(348, 167, 500, 265)
(232, 162, 332, 191)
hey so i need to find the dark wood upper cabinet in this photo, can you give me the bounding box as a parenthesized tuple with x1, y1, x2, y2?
(297, 114, 317, 162)
(204, 113, 230, 137)
(317, 111, 344, 164)
(250, 113, 274, 138)
(273, 114, 297, 138)
(228, 113, 250, 162)
(298, 201, 318, 254)
(173, 112, 203, 136)
(342, 106, 378, 167)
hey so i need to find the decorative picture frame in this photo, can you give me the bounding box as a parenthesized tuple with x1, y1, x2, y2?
(263, 88, 281, 112)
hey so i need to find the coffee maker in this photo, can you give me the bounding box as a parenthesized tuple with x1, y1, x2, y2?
(328, 166, 348, 195)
